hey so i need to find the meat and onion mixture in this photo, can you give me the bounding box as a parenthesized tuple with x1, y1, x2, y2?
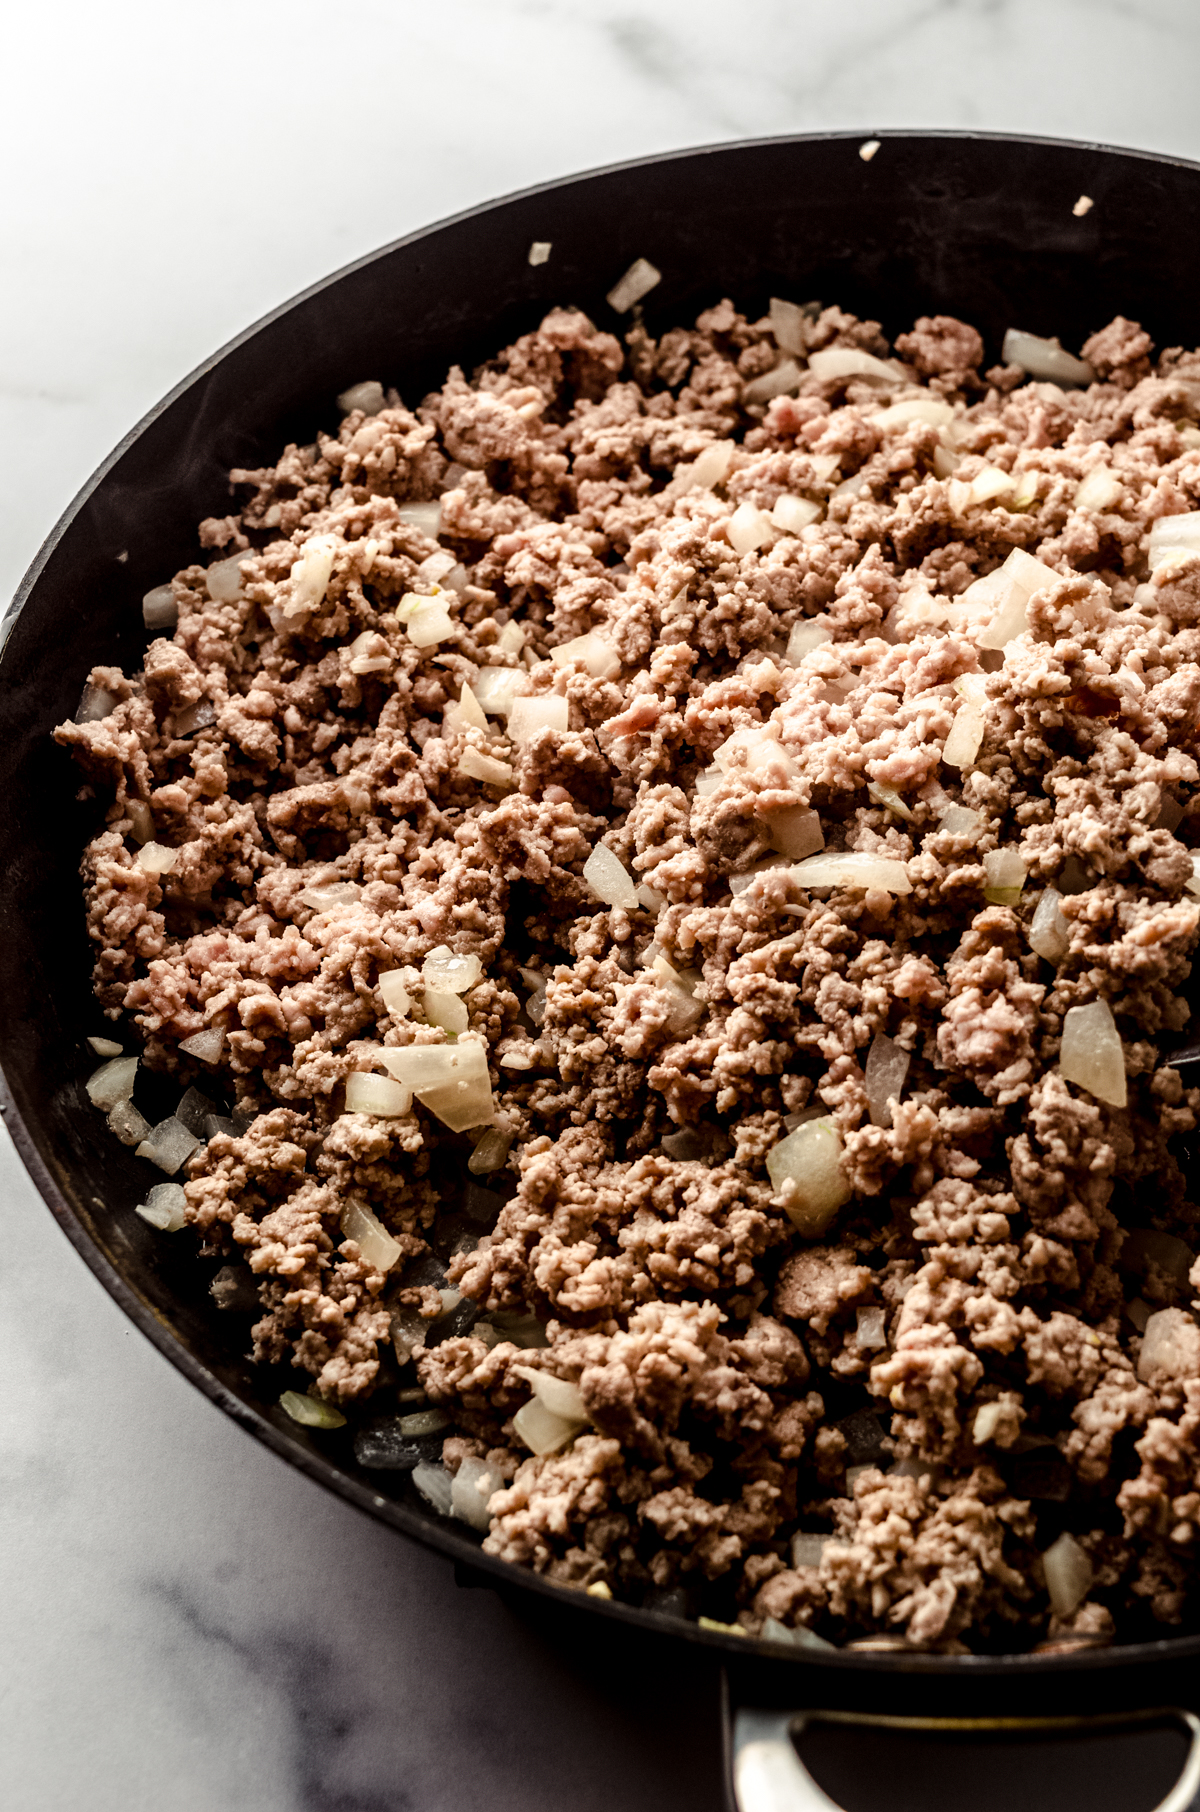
(58, 295, 1200, 1653)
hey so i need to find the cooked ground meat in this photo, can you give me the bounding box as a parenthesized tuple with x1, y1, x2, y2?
(57, 297, 1200, 1653)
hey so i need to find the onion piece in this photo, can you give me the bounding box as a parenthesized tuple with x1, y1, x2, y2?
(137, 842, 179, 877)
(729, 856, 791, 895)
(472, 667, 527, 718)
(380, 1038, 495, 1132)
(855, 1306, 887, 1349)
(970, 466, 1016, 507)
(784, 618, 834, 662)
(549, 629, 621, 679)
(508, 694, 569, 744)
(1041, 1532, 1094, 1618)
(423, 947, 482, 994)
(136, 1115, 202, 1176)
(937, 804, 982, 837)
(109, 1099, 151, 1146)
(298, 880, 361, 911)
(379, 972, 412, 1018)
(451, 1455, 501, 1532)
(281, 1391, 347, 1430)
(340, 1198, 402, 1270)
(652, 955, 706, 1031)
(344, 1071, 412, 1118)
(766, 1116, 852, 1237)
(397, 501, 443, 537)
(764, 806, 824, 861)
(867, 782, 914, 823)
(527, 240, 551, 267)
(512, 1364, 588, 1423)
(583, 844, 639, 910)
(1029, 888, 1070, 964)
(398, 593, 455, 648)
(469, 1126, 513, 1175)
(789, 852, 911, 895)
(870, 397, 954, 430)
(727, 502, 776, 555)
(808, 347, 905, 385)
(87, 1055, 138, 1111)
(445, 682, 488, 734)
(744, 359, 803, 405)
(1137, 1307, 1200, 1382)
(791, 1533, 829, 1570)
(959, 546, 1061, 650)
(864, 1032, 910, 1128)
(126, 800, 154, 845)
(142, 585, 178, 630)
(135, 1180, 188, 1232)
(606, 257, 661, 314)
(179, 1026, 226, 1063)
(513, 1396, 586, 1456)
(1003, 329, 1094, 387)
(412, 1461, 454, 1514)
(338, 379, 385, 416)
(1061, 1000, 1126, 1107)
(771, 494, 822, 534)
(285, 534, 340, 616)
(1074, 468, 1123, 512)
(768, 297, 810, 356)
(206, 551, 254, 602)
(671, 440, 735, 495)
(459, 748, 514, 787)
(942, 696, 987, 769)
(983, 846, 1028, 906)
(88, 1035, 123, 1058)
(75, 681, 119, 723)
(425, 988, 469, 1035)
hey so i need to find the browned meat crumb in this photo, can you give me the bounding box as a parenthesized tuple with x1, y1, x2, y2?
(57, 297, 1200, 1651)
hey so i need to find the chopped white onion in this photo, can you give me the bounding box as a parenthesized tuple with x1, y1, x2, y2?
(1149, 510, 1200, 573)
(549, 630, 621, 679)
(412, 1461, 455, 1513)
(513, 1396, 585, 1456)
(1028, 888, 1070, 964)
(606, 256, 661, 314)
(636, 883, 666, 915)
(424, 988, 469, 1035)
(75, 682, 118, 723)
(206, 551, 254, 602)
(108, 1099, 151, 1147)
(459, 747, 514, 787)
(1061, 1000, 1126, 1107)
(179, 1026, 226, 1063)
(867, 782, 915, 823)
(285, 534, 340, 617)
(88, 1035, 123, 1058)
(807, 347, 905, 385)
(961, 547, 1061, 650)
(764, 806, 824, 861)
(472, 666, 527, 716)
(652, 955, 706, 1031)
(337, 379, 385, 416)
(508, 694, 569, 744)
(771, 494, 822, 534)
(136, 1114, 202, 1176)
(469, 1126, 513, 1175)
(864, 1032, 910, 1128)
(1042, 1532, 1094, 1618)
(1074, 468, 1123, 512)
(340, 1197, 402, 1270)
(451, 1455, 501, 1532)
(970, 466, 1016, 507)
(142, 585, 178, 630)
(855, 1306, 887, 1349)
(344, 1071, 412, 1118)
(870, 397, 954, 430)
(1003, 329, 1094, 388)
(398, 593, 455, 648)
(512, 1364, 588, 1423)
(768, 298, 811, 357)
(673, 440, 735, 494)
(789, 852, 912, 895)
(743, 359, 803, 405)
(280, 1391, 347, 1430)
(380, 1038, 495, 1132)
(727, 502, 775, 555)
(379, 971, 412, 1019)
(397, 501, 443, 537)
(583, 844, 639, 910)
(136, 1182, 188, 1233)
(298, 880, 361, 911)
(444, 682, 488, 736)
(496, 620, 526, 655)
(86, 1055, 139, 1111)
(784, 618, 834, 662)
(173, 698, 215, 736)
(937, 804, 982, 837)
(791, 1533, 829, 1570)
(422, 947, 482, 995)
(527, 240, 552, 267)
(942, 696, 987, 769)
(1138, 1307, 1200, 1382)
(983, 846, 1028, 906)
(765, 1116, 852, 1237)
(729, 856, 790, 895)
(127, 799, 154, 845)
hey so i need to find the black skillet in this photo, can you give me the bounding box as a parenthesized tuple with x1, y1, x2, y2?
(4, 132, 1200, 1811)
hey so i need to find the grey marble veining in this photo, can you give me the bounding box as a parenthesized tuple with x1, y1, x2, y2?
(6, 2, 1200, 1807)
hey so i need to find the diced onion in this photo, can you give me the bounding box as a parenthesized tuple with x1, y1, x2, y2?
(379, 971, 412, 1018)
(89, 1035, 123, 1058)
(422, 947, 482, 994)
(764, 806, 824, 861)
(765, 1116, 852, 1237)
(108, 1100, 151, 1146)
(136, 1114, 202, 1176)
(784, 618, 834, 662)
(744, 358, 803, 405)
(606, 256, 661, 314)
(285, 534, 340, 616)
(1149, 510, 1200, 569)
(451, 1455, 501, 1532)
(398, 593, 455, 648)
(459, 747, 514, 787)
(513, 1396, 585, 1456)
(142, 585, 178, 630)
(512, 1364, 588, 1423)
(962, 547, 1061, 650)
(1042, 1532, 1094, 1618)
(397, 501, 443, 537)
(789, 852, 912, 895)
(583, 844, 639, 910)
(412, 1460, 455, 1513)
(870, 397, 954, 430)
(340, 1197, 402, 1270)
(549, 630, 621, 679)
(126, 800, 154, 845)
(728, 502, 775, 554)
(1137, 1307, 1200, 1382)
(729, 856, 790, 895)
(1061, 999, 1126, 1107)
(179, 1026, 226, 1063)
(527, 241, 552, 267)
(87, 1055, 139, 1111)
(472, 666, 527, 716)
(1029, 888, 1070, 964)
(1074, 468, 1123, 512)
(508, 694, 569, 744)
(424, 988, 469, 1035)
(446, 682, 488, 734)
(855, 1306, 887, 1349)
(337, 379, 385, 416)
(652, 955, 706, 1031)
(672, 440, 735, 494)
(938, 804, 982, 837)
(298, 880, 361, 911)
(771, 494, 822, 534)
(942, 698, 986, 769)
(970, 466, 1016, 507)
(135, 1182, 188, 1233)
(1003, 329, 1094, 388)
(496, 620, 526, 655)
(380, 1038, 495, 1132)
(75, 681, 119, 723)
(206, 551, 254, 602)
(791, 1532, 830, 1570)
(469, 1126, 513, 1175)
(807, 347, 905, 385)
(768, 297, 810, 357)
(864, 1032, 910, 1128)
(867, 782, 915, 823)
(344, 1071, 412, 1118)
(983, 846, 1028, 905)
(281, 1391, 347, 1430)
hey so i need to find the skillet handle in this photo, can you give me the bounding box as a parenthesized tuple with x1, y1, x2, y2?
(730, 1708, 1200, 1812)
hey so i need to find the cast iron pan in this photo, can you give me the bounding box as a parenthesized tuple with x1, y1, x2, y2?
(5, 132, 1200, 1810)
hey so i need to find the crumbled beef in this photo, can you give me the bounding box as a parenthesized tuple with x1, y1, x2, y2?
(58, 299, 1200, 1649)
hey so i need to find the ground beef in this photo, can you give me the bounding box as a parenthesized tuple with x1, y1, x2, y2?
(57, 297, 1200, 1653)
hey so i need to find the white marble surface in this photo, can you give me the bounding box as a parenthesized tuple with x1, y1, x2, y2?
(5, 3, 1200, 1806)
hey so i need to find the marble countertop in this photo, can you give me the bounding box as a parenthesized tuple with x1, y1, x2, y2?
(5, 3, 1200, 1806)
